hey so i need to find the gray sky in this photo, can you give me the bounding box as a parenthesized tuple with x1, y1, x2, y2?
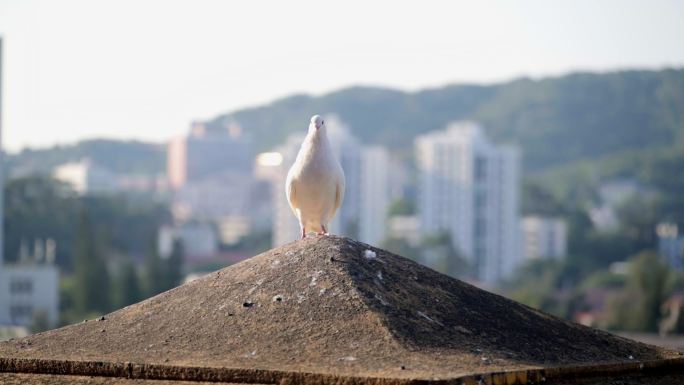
(1, 0, 683, 152)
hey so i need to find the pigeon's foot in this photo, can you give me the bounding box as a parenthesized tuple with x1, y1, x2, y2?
(300, 227, 307, 239)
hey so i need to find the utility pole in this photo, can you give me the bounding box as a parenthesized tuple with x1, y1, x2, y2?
(0, 37, 5, 267)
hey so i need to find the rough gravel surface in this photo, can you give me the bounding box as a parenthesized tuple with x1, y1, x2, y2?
(0, 236, 679, 382)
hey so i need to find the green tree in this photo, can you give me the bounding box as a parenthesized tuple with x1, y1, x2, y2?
(344, 220, 359, 240)
(81, 195, 172, 258)
(627, 251, 670, 332)
(381, 237, 420, 262)
(421, 232, 470, 279)
(163, 239, 185, 290)
(3, 176, 171, 272)
(646, 150, 684, 226)
(29, 310, 51, 333)
(58, 275, 77, 325)
(230, 229, 272, 256)
(144, 240, 166, 297)
(521, 180, 567, 216)
(73, 210, 110, 314)
(387, 198, 416, 216)
(3, 177, 78, 268)
(615, 195, 658, 250)
(112, 258, 142, 309)
(506, 259, 570, 317)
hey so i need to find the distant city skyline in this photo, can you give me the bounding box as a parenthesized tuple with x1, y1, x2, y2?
(1, 0, 683, 152)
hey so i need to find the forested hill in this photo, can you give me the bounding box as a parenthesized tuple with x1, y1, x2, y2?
(207, 69, 684, 171)
(6, 69, 683, 176)
(6, 139, 165, 177)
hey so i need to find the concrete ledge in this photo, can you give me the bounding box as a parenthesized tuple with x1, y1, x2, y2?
(2, 356, 684, 385)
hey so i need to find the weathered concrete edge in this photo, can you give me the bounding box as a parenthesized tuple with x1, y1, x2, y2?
(0, 356, 683, 385)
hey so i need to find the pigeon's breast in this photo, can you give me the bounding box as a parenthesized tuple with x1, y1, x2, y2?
(297, 159, 338, 194)
(295, 155, 339, 221)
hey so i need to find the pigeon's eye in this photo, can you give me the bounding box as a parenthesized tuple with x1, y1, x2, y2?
(322, 120, 324, 124)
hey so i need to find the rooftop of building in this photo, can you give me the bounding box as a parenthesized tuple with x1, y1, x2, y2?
(0, 236, 682, 384)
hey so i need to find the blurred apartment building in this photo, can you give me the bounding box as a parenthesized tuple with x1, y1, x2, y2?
(0, 38, 59, 331)
(416, 121, 521, 284)
(167, 121, 253, 188)
(520, 216, 568, 260)
(0, 240, 59, 328)
(165, 120, 270, 252)
(657, 223, 684, 270)
(360, 146, 391, 244)
(271, 115, 391, 246)
(158, 222, 218, 260)
(53, 159, 115, 194)
(588, 179, 650, 233)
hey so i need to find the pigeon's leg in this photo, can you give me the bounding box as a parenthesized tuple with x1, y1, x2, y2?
(318, 224, 329, 236)
(300, 226, 307, 239)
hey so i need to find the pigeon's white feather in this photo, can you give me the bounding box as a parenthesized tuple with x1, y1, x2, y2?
(286, 115, 345, 237)
(285, 172, 298, 215)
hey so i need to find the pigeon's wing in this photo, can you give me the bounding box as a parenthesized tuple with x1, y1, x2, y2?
(285, 171, 299, 214)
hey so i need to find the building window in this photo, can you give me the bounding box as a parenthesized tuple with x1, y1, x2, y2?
(475, 190, 487, 208)
(10, 278, 33, 294)
(10, 304, 33, 320)
(475, 217, 487, 238)
(475, 156, 487, 180)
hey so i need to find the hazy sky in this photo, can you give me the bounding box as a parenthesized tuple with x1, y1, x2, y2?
(1, 0, 683, 152)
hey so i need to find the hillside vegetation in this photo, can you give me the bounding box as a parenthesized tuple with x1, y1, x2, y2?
(207, 69, 684, 171)
(7, 69, 684, 188)
(6, 139, 165, 177)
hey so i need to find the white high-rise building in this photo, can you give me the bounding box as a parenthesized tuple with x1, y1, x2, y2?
(416, 121, 521, 284)
(359, 146, 390, 245)
(53, 159, 116, 195)
(520, 216, 567, 260)
(272, 133, 306, 246)
(272, 116, 389, 246)
(326, 116, 362, 237)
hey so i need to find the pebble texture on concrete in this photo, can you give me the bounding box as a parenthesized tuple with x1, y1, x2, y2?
(0, 236, 681, 384)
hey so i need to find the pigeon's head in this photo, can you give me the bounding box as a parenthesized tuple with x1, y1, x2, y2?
(309, 115, 326, 133)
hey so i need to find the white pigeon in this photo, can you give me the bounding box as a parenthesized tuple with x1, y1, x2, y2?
(286, 115, 346, 239)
